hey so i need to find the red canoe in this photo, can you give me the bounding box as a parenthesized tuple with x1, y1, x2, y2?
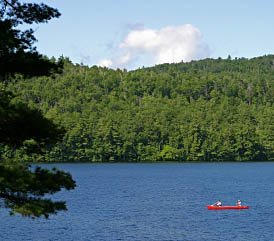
(207, 205, 249, 210)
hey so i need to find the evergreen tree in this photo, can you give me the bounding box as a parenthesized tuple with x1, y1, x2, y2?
(0, 0, 75, 218)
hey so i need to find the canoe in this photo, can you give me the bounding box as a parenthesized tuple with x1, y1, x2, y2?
(207, 205, 249, 210)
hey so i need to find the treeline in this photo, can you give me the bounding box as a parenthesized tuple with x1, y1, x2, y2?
(2, 55, 274, 162)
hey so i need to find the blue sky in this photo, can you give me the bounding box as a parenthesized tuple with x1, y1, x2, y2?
(32, 0, 274, 70)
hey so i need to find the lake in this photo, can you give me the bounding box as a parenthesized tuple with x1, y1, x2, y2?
(1, 162, 274, 240)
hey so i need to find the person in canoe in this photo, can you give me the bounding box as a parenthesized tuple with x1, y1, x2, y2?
(237, 200, 242, 206)
(211, 200, 222, 207)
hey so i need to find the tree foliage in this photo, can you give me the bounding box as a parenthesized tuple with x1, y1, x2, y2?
(0, 0, 63, 78)
(0, 0, 75, 218)
(0, 163, 75, 218)
(0, 90, 64, 148)
(4, 55, 274, 163)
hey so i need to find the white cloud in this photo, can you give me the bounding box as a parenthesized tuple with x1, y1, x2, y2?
(117, 52, 131, 65)
(98, 24, 210, 69)
(97, 59, 113, 68)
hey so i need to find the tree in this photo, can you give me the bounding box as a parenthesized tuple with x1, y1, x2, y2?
(0, 90, 64, 149)
(0, 0, 75, 218)
(0, 0, 63, 79)
(0, 164, 75, 218)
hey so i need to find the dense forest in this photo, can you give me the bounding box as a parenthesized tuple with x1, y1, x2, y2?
(2, 55, 274, 162)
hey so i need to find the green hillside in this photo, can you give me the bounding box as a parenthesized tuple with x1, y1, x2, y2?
(3, 55, 274, 162)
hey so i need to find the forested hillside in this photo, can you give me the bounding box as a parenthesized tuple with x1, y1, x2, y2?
(2, 55, 274, 162)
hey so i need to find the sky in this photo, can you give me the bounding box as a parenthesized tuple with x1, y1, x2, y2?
(31, 0, 274, 70)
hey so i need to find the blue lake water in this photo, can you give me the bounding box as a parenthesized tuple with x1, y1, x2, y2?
(1, 162, 274, 240)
